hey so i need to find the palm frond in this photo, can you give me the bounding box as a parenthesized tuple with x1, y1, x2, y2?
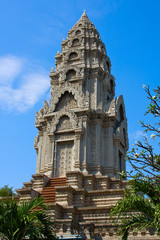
(0, 198, 56, 240)
(111, 192, 155, 221)
(119, 214, 154, 240)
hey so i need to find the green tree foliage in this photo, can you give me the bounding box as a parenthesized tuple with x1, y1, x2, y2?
(0, 185, 15, 197)
(111, 86, 160, 240)
(111, 179, 160, 240)
(0, 197, 56, 240)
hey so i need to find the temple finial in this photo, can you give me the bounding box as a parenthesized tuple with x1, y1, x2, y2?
(82, 10, 87, 16)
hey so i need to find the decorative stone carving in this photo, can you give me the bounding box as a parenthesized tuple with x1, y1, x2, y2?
(55, 92, 78, 112)
(56, 116, 73, 131)
(53, 111, 79, 133)
(34, 135, 39, 149)
(50, 84, 83, 112)
(39, 100, 49, 116)
(35, 100, 49, 126)
(35, 111, 40, 125)
(47, 121, 53, 135)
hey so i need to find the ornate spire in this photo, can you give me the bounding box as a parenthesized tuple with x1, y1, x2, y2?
(80, 10, 88, 20)
(72, 10, 95, 30)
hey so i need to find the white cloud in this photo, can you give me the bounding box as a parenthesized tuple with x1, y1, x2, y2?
(0, 55, 50, 112)
(0, 55, 23, 85)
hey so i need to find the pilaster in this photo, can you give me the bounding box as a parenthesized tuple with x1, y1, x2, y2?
(48, 134, 54, 174)
(74, 129, 83, 170)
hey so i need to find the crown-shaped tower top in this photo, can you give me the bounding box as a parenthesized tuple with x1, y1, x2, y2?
(72, 10, 96, 29)
(49, 11, 112, 108)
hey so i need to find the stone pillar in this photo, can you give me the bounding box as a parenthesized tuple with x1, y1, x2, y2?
(107, 121, 114, 177)
(54, 141, 57, 177)
(113, 140, 119, 176)
(82, 116, 88, 173)
(96, 118, 102, 175)
(47, 134, 54, 176)
(40, 128, 46, 173)
(36, 131, 43, 173)
(44, 134, 50, 171)
(74, 129, 83, 170)
(74, 136, 81, 170)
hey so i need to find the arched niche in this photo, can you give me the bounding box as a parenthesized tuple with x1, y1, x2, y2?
(123, 128, 126, 145)
(115, 95, 126, 122)
(66, 69, 76, 81)
(69, 52, 78, 61)
(55, 91, 78, 112)
(75, 30, 81, 35)
(107, 61, 110, 71)
(72, 38, 79, 46)
(119, 104, 124, 122)
(50, 84, 83, 112)
(110, 79, 114, 93)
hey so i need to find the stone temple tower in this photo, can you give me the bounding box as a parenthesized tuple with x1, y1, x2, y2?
(34, 11, 128, 179)
(17, 12, 131, 239)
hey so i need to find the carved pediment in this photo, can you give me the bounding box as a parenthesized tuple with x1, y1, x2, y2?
(56, 116, 73, 131)
(55, 92, 78, 112)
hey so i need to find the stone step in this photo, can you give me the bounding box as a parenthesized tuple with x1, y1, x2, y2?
(40, 177, 67, 203)
(41, 192, 55, 195)
(43, 197, 56, 200)
(41, 188, 56, 192)
(41, 193, 55, 196)
(47, 184, 65, 187)
(49, 178, 66, 181)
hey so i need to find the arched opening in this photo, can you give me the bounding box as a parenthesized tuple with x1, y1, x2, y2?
(107, 61, 110, 71)
(75, 30, 81, 35)
(69, 52, 78, 61)
(55, 91, 77, 111)
(66, 69, 76, 81)
(123, 128, 126, 145)
(110, 79, 114, 92)
(78, 23, 82, 27)
(119, 150, 123, 172)
(119, 104, 124, 122)
(72, 39, 79, 46)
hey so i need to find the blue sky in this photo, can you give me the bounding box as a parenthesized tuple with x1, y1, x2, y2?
(0, 0, 160, 190)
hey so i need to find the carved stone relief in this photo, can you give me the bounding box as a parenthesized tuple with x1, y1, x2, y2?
(56, 141, 74, 177)
(56, 132, 75, 141)
(50, 85, 83, 112)
(35, 100, 49, 125)
(55, 92, 78, 112)
(53, 111, 79, 133)
(56, 116, 73, 131)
